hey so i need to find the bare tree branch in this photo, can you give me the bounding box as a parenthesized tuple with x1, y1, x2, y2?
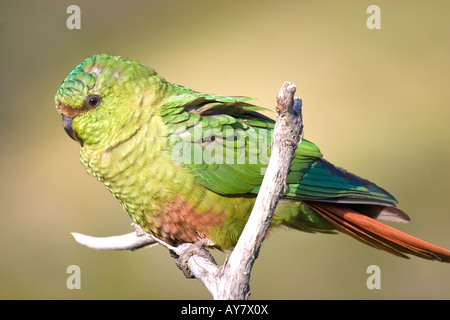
(70, 81, 304, 300)
(213, 82, 303, 299)
(71, 231, 157, 250)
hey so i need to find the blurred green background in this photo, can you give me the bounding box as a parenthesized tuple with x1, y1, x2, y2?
(0, 0, 449, 299)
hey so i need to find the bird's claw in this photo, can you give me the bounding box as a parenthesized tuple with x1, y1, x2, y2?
(173, 238, 217, 279)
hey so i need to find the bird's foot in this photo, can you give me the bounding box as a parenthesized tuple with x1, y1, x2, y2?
(173, 238, 217, 279)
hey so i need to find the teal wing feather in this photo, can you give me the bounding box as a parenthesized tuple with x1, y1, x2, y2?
(285, 158, 398, 206)
(160, 87, 398, 208)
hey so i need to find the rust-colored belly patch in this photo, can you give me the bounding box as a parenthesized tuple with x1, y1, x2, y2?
(151, 196, 225, 247)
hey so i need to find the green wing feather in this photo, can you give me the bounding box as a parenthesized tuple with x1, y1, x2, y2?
(160, 87, 398, 207)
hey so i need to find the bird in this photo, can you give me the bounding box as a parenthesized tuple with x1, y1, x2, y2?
(55, 53, 450, 262)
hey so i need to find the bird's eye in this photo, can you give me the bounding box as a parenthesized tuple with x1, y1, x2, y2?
(85, 95, 101, 109)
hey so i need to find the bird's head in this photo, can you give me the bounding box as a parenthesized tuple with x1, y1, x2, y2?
(55, 54, 163, 146)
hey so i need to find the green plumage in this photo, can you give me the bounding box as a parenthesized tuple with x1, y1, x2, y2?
(55, 54, 405, 250)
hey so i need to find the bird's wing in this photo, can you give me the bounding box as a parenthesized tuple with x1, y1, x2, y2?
(160, 91, 400, 209)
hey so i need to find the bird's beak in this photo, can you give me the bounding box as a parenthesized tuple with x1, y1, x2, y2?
(56, 104, 79, 141)
(62, 114, 78, 141)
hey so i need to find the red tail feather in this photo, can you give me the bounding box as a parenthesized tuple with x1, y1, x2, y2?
(306, 201, 450, 262)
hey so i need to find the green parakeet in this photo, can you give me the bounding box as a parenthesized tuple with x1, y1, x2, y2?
(55, 54, 450, 262)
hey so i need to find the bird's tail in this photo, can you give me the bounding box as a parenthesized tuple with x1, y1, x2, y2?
(305, 201, 450, 262)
